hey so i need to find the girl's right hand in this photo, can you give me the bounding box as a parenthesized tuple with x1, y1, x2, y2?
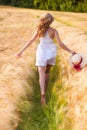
(15, 52, 22, 58)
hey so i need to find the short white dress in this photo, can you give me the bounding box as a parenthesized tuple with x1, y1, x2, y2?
(35, 31, 57, 66)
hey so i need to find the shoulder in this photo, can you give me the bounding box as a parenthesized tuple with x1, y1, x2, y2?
(49, 28, 59, 35)
(54, 29, 59, 37)
(48, 27, 55, 32)
(48, 27, 56, 39)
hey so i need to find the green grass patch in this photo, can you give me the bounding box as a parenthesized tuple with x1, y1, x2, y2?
(17, 56, 68, 130)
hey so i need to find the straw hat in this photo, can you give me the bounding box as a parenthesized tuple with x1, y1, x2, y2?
(69, 53, 87, 71)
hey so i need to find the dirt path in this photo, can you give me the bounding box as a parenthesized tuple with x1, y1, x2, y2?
(0, 6, 87, 130)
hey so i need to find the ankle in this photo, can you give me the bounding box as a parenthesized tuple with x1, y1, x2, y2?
(41, 93, 45, 97)
(41, 94, 46, 105)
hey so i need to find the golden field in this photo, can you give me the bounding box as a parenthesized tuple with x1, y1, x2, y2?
(0, 6, 87, 130)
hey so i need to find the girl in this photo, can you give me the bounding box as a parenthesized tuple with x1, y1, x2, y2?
(16, 13, 76, 105)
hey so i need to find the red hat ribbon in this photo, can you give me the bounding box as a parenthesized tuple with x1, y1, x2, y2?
(72, 57, 83, 71)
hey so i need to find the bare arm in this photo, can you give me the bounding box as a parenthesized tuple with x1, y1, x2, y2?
(54, 29, 76, 55)
(17, 31, 38, 55)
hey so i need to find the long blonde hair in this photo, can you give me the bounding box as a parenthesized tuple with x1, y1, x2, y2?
(37, 13, 54, 37)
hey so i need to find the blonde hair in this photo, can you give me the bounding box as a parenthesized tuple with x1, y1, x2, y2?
(37, 13, 54, 37)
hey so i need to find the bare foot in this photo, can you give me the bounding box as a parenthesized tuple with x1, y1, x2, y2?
(41, 94, 46, 106)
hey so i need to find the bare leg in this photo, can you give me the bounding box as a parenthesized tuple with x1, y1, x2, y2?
(38, 66, 46, 105)
(45, 73, 49, 89)
(45, 64, 52, 90)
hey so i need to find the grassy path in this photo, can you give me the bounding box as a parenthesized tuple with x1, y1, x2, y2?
(17, 58, 68, 130)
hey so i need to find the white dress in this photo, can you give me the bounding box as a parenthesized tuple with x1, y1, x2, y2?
(35, 31, 57, 66)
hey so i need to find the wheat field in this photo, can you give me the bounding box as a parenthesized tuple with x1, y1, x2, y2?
(0, 6, 87, 130)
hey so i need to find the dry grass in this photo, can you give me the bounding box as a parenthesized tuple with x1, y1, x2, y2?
(0, 6, 38, 130)
(0, 6, 87, 130)
(55, 13, 87, 130)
